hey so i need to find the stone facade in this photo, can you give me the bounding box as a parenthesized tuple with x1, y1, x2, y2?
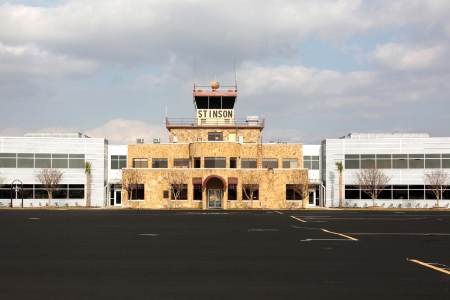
(122, 168, 308, 209)
(122, 140, 308, 209)
(169, 128, 261, 143)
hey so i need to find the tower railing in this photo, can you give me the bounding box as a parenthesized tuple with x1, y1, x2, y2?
(166, 118, 265, 128)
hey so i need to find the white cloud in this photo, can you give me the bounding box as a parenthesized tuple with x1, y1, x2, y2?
(0, 125, 79, 137)
(0, 119, 168, 145)
(367, 43, 447, 70)
(2, 0, 449, 65)
(84, 119, 168, 144)
(262, 128, 318, 144)
(0, 42, 100, 78)
(238, 63, 376, 96)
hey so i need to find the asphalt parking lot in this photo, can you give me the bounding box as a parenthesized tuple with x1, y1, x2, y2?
(1, 209, 450, 300)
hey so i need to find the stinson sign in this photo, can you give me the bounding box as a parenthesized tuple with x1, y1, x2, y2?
(197, 109, 234, 119)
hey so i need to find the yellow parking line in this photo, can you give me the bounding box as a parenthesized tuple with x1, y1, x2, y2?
(407, 259, 450, 275)
(291, 216, 306, 223)
(274, 211, 283, 215)
(321, 229, 358, 241)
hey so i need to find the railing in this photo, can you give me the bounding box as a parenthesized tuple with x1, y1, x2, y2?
(166, 118, 265, 127)
(194, 85, 237, 93)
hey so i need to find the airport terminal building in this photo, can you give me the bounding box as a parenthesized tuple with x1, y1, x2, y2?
(1, 84, 450, 209)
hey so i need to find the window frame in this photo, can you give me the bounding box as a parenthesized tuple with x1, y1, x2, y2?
(151, 158, 167, 168)
(133, 158, 149, 168)
(241, 158, 257, 168)
(204, 157, 226, 168)
(208, 132, 223, 141)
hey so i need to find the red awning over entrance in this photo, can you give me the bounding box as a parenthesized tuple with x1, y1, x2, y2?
(202, 175, 227, 189)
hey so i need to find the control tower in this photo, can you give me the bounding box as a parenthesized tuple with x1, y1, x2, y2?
(165, 79, 264, 143)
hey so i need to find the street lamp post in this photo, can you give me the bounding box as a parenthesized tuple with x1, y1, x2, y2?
(10, 180, 23, 208)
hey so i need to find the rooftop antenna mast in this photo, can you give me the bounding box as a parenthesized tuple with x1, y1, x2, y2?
(234, 60, 237, 89)
(194, 55, 197, 89)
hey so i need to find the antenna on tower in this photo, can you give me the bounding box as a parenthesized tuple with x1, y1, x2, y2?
(234, 59, 238, 89)
(193, 55, 197, 88)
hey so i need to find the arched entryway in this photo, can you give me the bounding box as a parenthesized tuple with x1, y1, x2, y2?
(203, 175, 226, 209)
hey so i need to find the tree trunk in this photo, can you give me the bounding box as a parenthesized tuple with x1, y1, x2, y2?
(438, 189, 441, 207)
(339, 176, 342, 207)
(48, 191, 52, 206)
(302, 195, 308, 209)
(86, 173, 91, 207)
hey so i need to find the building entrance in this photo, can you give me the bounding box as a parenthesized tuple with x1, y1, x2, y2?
(308, 188, 320, 207)
(208, 189, 222, 208)
(110, 185, 122, 206)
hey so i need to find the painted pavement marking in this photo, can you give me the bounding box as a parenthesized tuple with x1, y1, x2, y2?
(290, 216, 306, 223)
(321, 229, 358, 241)
(301, 239, 354, 242)
(343, 232, 450, 236)
(407, 259, 450, 275)
(137, 234, 160, 236)
(290, 217, 427, 221)
(274, 211, 283, 215)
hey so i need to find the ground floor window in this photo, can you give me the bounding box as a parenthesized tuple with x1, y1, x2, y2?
(286, 184, 302, 200)
(0, 184, 85, 200)
(193, 184, 202, 201)
(345, 185, 450, 200)
(130, 184, 145, 200)
(171, 184, 187, 200)
(242, 184, 259, 200)
(228, 184, 237, 200)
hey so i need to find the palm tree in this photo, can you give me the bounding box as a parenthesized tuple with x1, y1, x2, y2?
(84, 161, 92, 207)
(335, 161, 344, 208)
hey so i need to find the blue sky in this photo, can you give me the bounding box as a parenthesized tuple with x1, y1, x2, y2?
(1, 0, 449, 144)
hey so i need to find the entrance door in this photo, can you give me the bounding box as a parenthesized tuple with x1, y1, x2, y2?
(115, 189, 122, 206)
(309, 190, 316, 207)
(208, 189, 222, 208)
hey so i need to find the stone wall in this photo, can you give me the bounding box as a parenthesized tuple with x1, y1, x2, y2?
(128, 142, 303, 169)
(122, 168, 308, 209)
(170, 127, 261, 143)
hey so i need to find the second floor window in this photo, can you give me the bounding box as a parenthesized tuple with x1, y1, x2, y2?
(133, 158, 148, 168)
(230, 157, 237, 168)
(152, 158, 168, 168)
(173, 158, 189, 168)
(204, 157, 226, 168)
(111, 155, 127, 169)
(283, 158, 298, 168)
(263, 158, 278, 169)
(304, 156, 319, 170)
(241, 158, 257, 168)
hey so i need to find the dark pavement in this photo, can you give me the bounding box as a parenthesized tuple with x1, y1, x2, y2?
(1, 209, 450, 299)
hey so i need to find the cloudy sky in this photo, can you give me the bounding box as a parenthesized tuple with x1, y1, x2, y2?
(1, 0, 449, 144)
